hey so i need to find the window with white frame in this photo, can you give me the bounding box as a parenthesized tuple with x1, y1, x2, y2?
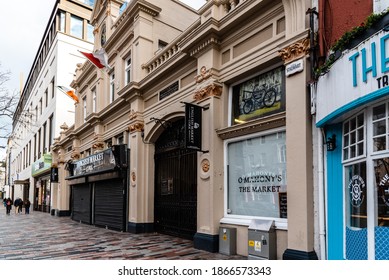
(125, 57, 131, 85)
(342, 100, 389, 260)
(225, 129, 287, 219)
(343, 112, 365, 161)
(83, 96, 87, 122)
(92, 87, 97, 113)
(110, 72, 115, 103)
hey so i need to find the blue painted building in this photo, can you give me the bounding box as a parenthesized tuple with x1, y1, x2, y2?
(316, 17, 389, 259)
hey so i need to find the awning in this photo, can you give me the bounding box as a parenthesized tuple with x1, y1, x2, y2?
(13, 179, 30, 185)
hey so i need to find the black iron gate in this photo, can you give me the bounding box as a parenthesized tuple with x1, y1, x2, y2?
(154, 119, 197, 240)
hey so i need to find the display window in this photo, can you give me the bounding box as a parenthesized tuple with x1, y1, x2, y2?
(343, 100, 389, 260)
(231, 67, 285, 125)
(224, 129, 287, 225)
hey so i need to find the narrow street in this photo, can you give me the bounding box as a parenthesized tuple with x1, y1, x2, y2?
(0, 209, 244, 260)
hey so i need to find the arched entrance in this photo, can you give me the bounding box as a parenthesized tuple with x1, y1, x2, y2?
(154, 118, 197, 239)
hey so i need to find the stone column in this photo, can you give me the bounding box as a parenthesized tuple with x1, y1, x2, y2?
(279, 37, 317, 259)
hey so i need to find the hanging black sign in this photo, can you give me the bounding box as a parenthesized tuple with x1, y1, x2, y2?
(185, 103, 202, 151)
(50, 167, 59, 182)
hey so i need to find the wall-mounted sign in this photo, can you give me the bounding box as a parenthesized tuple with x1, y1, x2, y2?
(185, 103, 202, 151)
(285, 59, 304, 77)
(71, 148, 116, 177)
(31, 154, 52, 177)
(50, 167, 58, 182)
(159, 81, 179, 101)
(316, 31, 389, 127)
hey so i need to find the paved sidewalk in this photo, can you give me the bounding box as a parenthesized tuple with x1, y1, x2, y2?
(0, 209, 245, 260)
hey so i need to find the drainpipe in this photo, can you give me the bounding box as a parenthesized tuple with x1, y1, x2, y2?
(307, 8, 318, 80)
(318, 127, 327, 260)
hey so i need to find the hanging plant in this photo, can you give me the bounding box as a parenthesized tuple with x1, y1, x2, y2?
(315, 9, 389, 78)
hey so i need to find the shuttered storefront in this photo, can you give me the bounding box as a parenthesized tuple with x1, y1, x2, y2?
(72, 184, 91, 224)
(94, 179, 126, 231)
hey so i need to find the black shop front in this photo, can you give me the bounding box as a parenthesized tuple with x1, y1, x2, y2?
(66, 145, 128, 231)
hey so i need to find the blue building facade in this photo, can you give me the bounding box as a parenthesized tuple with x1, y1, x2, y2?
(316, 22, 389, 259)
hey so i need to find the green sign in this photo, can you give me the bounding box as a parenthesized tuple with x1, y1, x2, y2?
(32, 154, 52, 177)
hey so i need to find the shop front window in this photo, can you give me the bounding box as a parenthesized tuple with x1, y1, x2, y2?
(372, 103, 389, 152)
(226, 130, 287, 219)
(231, 67, 285, 125)
(343, 113, 365, 161)
(342, 101, 389, 259)
(374, 158, 389, 227)
(345, 162, 367, 229)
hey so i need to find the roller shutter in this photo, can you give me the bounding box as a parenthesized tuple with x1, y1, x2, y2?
(72, 184, 91, 224)
(94, 179, 125, 231)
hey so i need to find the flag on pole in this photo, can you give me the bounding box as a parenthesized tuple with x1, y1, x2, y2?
(57, 86, 79, 103)
(79, 48, 112, 70)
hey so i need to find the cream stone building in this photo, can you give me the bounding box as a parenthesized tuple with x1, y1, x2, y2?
(52, 0, 317, 259)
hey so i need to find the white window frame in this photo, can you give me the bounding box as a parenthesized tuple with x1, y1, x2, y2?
(221, 127, 287, 230)
(92, 87, 96, 113)
(110, 72, 115, 103)
(83, 96, 87, 122)
(125, 57, 131, 85)
(342, 99, 389, 260)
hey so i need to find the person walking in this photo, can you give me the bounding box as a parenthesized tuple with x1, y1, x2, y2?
(24, 199, 31, 214)
(18, 199, 23, 214)
(14, 198, 20, 214)
(5, 198, 12, 215)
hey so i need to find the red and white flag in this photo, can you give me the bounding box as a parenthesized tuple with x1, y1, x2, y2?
(79, 48, 112, 70)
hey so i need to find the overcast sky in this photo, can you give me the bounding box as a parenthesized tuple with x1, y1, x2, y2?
(0, 0, 206, 160)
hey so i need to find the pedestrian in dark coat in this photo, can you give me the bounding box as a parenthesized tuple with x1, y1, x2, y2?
(18, 199, 23, 214)
(14, 198, 21, 214)
(5, 198, 12, 215)
(24, 199, 31, 214)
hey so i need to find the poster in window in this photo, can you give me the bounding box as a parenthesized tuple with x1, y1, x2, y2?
(345, 162, 367, 228)
(227, 132, 287, 218)
(232, 67, 285, 125)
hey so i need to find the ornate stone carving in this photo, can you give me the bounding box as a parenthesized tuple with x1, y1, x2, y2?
(129, 109, 140, 120)
(92, 142, 104, 150)
(195, 66, 212, 83)
(71, 150, 81, 160)
(131, 171, 136, 183)
(201, 159, 210, 173)
(194, 83, 223, 101)
(128, 121, 145, 133)
(60, 123, 69, 131)
(279, 38, 310, 63)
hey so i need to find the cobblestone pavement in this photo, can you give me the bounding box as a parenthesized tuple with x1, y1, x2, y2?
(0, 209, 245, 260)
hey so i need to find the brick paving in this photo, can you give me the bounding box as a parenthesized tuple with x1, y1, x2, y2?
(0, 208, 245, 260)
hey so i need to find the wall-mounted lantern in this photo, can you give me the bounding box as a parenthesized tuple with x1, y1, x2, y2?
(326, 134, 336, 151)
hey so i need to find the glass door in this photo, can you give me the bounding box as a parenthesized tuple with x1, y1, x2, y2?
(343, 101, 389, 260)
(373, 158, 389, 259)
